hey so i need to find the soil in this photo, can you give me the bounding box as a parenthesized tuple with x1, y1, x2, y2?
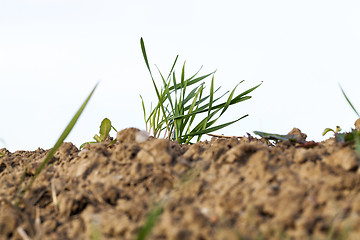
(1, 127, 360, 240)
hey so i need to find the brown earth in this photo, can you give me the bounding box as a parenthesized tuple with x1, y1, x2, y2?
(1, 127, 360, 240)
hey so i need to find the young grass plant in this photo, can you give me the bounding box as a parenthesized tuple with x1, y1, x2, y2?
(15, 83, 98, 204)
(140, 38, 262, 144)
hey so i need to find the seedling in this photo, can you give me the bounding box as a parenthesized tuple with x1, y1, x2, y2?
(15, 83, 98, 204)
(140, 37, 262, 144)
(322, 126, 342, 137)
(323, 85, 360, 155)
(80, 118, 118, 149)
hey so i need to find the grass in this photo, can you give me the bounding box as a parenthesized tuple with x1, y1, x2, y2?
(14, 83, 98, 204)
(140, 37, 262, 144)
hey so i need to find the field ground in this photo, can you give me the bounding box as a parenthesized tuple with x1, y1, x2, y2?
(1, 127, 360, 240)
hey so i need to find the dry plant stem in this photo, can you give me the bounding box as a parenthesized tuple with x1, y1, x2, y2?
(51, 179, 58, 210)
(206, 133, 244, 139)
(17, 227, 31, 240)
(35, 206, 42, 240)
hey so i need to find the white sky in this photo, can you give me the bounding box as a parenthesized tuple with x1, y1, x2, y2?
(1, 1, 360, 151)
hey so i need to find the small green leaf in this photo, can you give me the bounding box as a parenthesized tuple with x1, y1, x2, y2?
(99, 118, 112, 141)
(322, 128, 335, 136)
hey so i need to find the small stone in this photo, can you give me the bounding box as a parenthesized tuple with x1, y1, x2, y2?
(288, 128, 307, 142)
(135, 130, 149, 143)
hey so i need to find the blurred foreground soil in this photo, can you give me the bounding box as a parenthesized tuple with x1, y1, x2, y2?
(1, 128, 360, 240)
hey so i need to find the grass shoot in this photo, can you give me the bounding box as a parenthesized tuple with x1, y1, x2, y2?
(140, 37, 262, 144)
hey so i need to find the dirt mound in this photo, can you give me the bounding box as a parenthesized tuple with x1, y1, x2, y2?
(1, 128, 360, 239)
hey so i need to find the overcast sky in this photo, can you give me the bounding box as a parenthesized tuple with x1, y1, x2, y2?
(1, 1, 360, 151)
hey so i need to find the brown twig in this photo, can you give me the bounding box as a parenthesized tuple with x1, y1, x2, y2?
(206, 133, 243, 139)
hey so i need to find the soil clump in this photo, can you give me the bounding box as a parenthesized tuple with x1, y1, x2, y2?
(1, 128, 360, 239)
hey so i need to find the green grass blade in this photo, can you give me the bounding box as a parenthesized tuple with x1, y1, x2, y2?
(195, 76, 215, 141)
(80, 141, 97, 149)
(234, 80, 261, 98)
(21, 83, 98, 198)
(181, 61, 187, 101)
(155, 65, 174, 113)
(183, 86, 224, 113)
(165, 55, 179, 82)
(111, 125, 118, 132)
(200, 95, 252, 114)
(184, 85, 203, 135)
(173, 92, 249, 121)
(140, 37, 152, 75)
(141, 38, 170, 133)
(168, 71, 215, 91)
(140, 95, 148, 130)
(220, 82, 240, 116)
(136, 205, 163, 240)
(183, 114, 249, 138)
(185, 65, 203, 82)
(182, 84, 202, 105)
(191, 107, 222, 132)
(208, 76, 214, 116)
(340, 85, 360, 118)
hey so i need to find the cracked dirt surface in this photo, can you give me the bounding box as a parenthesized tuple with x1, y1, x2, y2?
(1, 127, 360, 239)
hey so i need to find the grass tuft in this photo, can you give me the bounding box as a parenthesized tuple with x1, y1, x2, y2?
(140, 37, 262, 144)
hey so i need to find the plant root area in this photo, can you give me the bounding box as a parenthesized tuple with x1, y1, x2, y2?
(2, 128, 360, 240)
